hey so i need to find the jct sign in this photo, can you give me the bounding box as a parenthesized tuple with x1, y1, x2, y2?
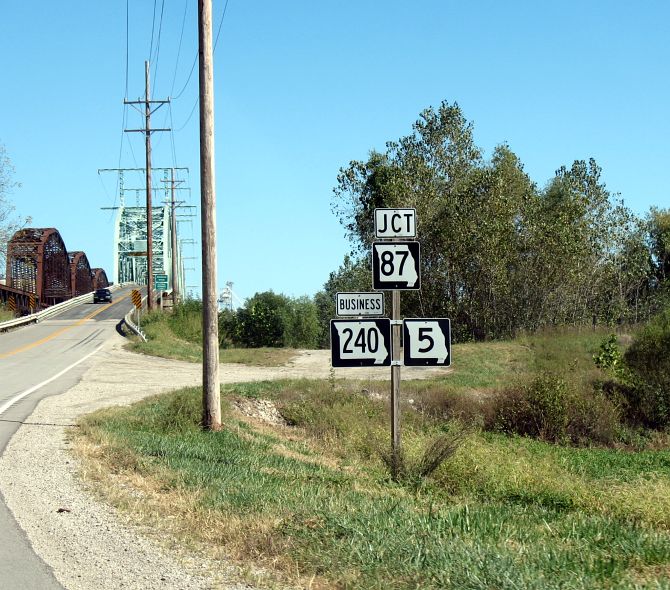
(374, 208, 416, 238)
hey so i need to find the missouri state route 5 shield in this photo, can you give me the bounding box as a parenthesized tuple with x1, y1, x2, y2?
(403, 318, 451, 366)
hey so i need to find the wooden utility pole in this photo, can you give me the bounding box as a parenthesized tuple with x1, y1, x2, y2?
(144, 61, 154, 309)
(163, 168, 186, 303)
(198, 0, 221, 430)
(391, 290, 401, 478)
(124, 62, 170, 310)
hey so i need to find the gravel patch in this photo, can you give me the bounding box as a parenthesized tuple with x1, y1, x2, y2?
(0, 334, 449, 589)
(231, 398, 287, 426)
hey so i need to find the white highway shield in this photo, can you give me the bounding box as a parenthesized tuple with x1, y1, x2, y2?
(403, 318, 451, 366)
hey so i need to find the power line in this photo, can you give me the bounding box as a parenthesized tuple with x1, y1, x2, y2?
(148, 0, 158, 62)
(125, 0, 129, 97)
(174, 0, 230, 131)
(170, 0, 189, 97)
(175, 97, 199, 132)
(172, 0, 229, 101)
(168, 102, 179, 169)
(214, 0, 229, 48)
(172, 51, 197, 100)
(152, 0, 166, 88)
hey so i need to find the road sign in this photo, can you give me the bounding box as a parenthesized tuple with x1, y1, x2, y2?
(372, 241, 421, 290)
(131, 289, 142, 309)
(7, 296, 16, 312)
(330, 319, 392, 367)
(403, 318, 451, 366)
(336, 292, 384, 317)
(374, 208, 416, 238)
(154, 273, 169, 290)
(28, 294, 35, 311)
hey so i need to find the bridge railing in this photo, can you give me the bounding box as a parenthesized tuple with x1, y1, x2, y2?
(0, 285, 123, 333)
(123, 294, 148, 342)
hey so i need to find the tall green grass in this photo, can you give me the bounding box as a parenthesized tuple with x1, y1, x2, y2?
(0, 304, 14, 322)
(127, 308, 297, 366)
(77, 378, 670, 589)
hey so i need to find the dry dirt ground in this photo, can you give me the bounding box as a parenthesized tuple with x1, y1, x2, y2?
(0, 332, 449, 590)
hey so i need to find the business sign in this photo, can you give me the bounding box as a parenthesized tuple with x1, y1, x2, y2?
(372, 241, 421, 290)
(330, 319, 392, 367)
(154, 273, 169, 291)
(403, 318, 451, 366)
(335, 292, 384, 317)
(374, 208, 416, 238)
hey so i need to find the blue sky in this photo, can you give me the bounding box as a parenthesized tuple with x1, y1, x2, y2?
(1, 1, 668, 302)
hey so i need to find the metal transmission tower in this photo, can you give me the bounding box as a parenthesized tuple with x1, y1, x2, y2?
(124, 61, 170, 310)
(218, 281, 234, 311)
(112, 205, 170, 286)
(161, 168, 196, 304)
(99, 167, 190, 294)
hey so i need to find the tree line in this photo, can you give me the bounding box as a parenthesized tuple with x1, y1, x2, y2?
(327, 101, 670, 342)
(223, 101, 669, 347)
(0, 143, 30, 274)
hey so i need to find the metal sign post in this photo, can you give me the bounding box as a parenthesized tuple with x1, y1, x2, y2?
(372, 208, 419, 479)
(329, 207, 452, 481)
(391, 290, 401, 477)
(131, 289, 142, 333)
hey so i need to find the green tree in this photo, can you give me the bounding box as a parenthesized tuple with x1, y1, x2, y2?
(229, 291, 322, 349)
(235, 291, 289, 347)
(331, 102, 651, 339)
(648, 207, 670, 284)
(283, 295, 321, 349)
(0, 143, 28, 274)
(314, 255, 371, 347)
(623, 308, 670, 427)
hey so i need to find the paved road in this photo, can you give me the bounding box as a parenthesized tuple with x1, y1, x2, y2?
(0, 285, 137, 589)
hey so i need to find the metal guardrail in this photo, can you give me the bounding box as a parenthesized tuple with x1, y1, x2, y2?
(0, 284, 123, 333)
(123, 295, 148, 342)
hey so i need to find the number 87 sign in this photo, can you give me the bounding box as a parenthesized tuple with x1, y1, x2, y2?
(372, 241, 421, 290)
(330, 319, 392, 367)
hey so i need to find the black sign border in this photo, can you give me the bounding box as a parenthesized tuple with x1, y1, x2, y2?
(330, 318, 392, 368)
(335, 291, 385, 317)
(373, 207, 417, 239)
(372, 241, 421, 290)
(402, 318, 451, 367)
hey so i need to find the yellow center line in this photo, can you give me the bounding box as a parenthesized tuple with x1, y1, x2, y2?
(0, 293, 131, 360)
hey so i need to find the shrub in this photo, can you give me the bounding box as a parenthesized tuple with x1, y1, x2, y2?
(168, 299, 203, 343)
(623, 308, 670, 427)
(567, 389, 621, 446)
(378, 424, 470, 483)
(282, 296, 321, 349)
(412, 387, 495, 428)
(224, 291, 322, 349)
(493, 373, 624, 446)
(593, 334, 627, 380)
(494, 373, 570, 443)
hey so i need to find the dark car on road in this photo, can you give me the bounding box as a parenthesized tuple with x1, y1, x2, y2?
(93, 288, 112, 303)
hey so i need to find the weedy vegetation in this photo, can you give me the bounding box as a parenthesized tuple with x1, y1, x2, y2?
(0, 303, 14, 322)
(126, 303, 297, 366)
(77, 325, 670, 589)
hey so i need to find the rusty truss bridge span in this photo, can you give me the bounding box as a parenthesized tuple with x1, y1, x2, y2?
(1, 227, 109, 316)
